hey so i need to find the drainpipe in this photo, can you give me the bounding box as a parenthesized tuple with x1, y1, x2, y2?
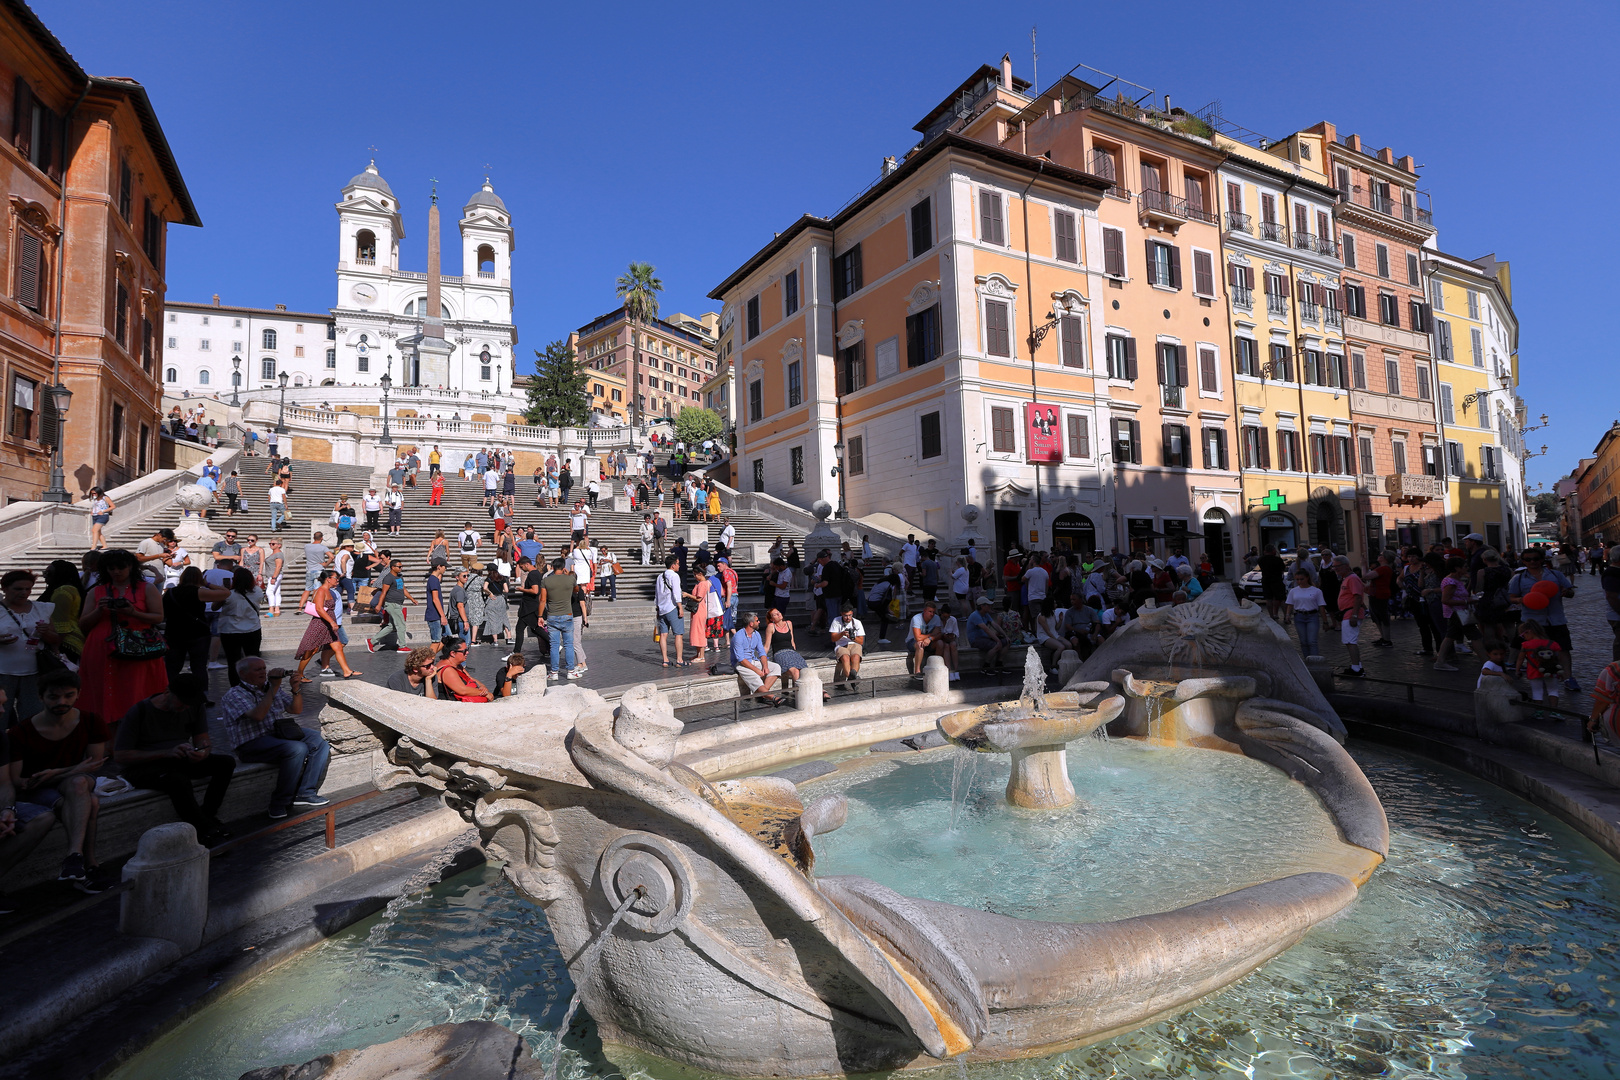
(1019, 156, 1050, 529)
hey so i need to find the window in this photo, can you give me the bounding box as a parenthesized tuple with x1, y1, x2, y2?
(1269, 344, 1293, 383)
(1379, 292, 1400, 327)
(1140, 159, 1163, 194)
(787, 360, 802, 407)
(357, 352, 369, 373)
(906, 304, 941, 367)
(846, 435, 864, 476)
(1386, 357, 1402, 395)
(138, 423, 149, 473)
(840, 342, 866, 393)
(326, 323, 336, 339)
(1440, 383, 1456, 424)
(1410, 300, 1430, 333)
(1406, 252, 1420, 285)
(1327, 352, 1346, 388)
(1265, 273, 1288, 317)
(1235, 336, 1259, 376)
(1301, 349, 1324, 385)
(164, 335, 176, 349)
(1434, 318, 1452, 360)
(1486, 521, 1502, 549)
(790, 446, 805, 484)
(1416, 364, 1431, 400)
(1202, 427, 1228, 469)
(1053, 210, 1078, 263)
(261, 358, 276, 379)
(355, 230, 376, 262)
(1343, 284, 1366, 319)
(1470, 327, 1484, 367)
(1447, 440, 1465, 478)
(1359, 436, 1375, 475)
(979, 191, 1004, 245)
(165, 366, 177, 382)
(1310, 433, 1329, 473)
(111, 403, 124, 457)
(231, 340, 242, 352)
(832, 244, 863, 301)
(1161, 423, 1191, 468)
(198, 369, 210, 385)
(1342, 233, 1357, 269)
(991, 406, 1017, 453)
(9, 374, 36, 438)
(1276, 430, 1302, 471)
(1226, 181, 1243, 216)
(1228, 263, 1254, 307)
(118, 158, 132, 220)
(1430, 279, 1446, 311)
(1392, 440, 1408, 475)
(1157, 343, 1188, 389)
(1185, 172, 1207, 215)
(1335, 164, 1352, 198)
(1102, 227, 1125, 276)
(1242, 424, 1269, 468)
(12, 78, 61, 178)
(1260, 192, 1277, 224)
(1375, 243, 1390, 279)
(1467, 290, 1480, 320)
(745, 295, 760, 339)
(1336, 435, 1354, 475)
(1114, 417, 1142, 464)
(1482, 445, 1500, 481)
(611, 389, 621, 402)
(911, 197, 933, 257)
(748, 379, 762, 422)
(753, 459, 765, 492)
(1294, 202, 1310, 241)
(1145, 240, 1180, 288)
(984, 300, 1011, 357)
(324, 348, 335, 369)
(1106, 334, 1136, 380)
(1352, 351, 1367, 388)
(1060, 315, 1085, 368)
(292, 346, 304, 358)
(1192, 250, 1214, 296)
(920, 411, 943, 459)
(262, 328, 277, 349)
(1067, 414, 1091, 458)
(783, 270, 799, 317)
(114, 283, 129, 348)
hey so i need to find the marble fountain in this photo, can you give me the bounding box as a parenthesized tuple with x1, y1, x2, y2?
(342, 584, 1388, 1078)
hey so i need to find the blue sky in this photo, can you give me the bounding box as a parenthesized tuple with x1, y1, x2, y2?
(42, 0, 1617, 488)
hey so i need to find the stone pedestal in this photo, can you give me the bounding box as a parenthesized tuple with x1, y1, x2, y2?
(612, 493, 633, 513)
(120, 823, 209, 953)
(922, 655, 950, 699)
(1006, 746, 1076, 809)
(1055, 649, 1083, 687)
(794, 668, 824, 720)
(583, 455, 602, 484)
(677, 523, 708, 547)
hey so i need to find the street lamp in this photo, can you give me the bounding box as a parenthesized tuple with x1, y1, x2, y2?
(831, 440, 847, 519)
(496, 364, 502, 395)
(41, 382, 72, 503)
(379, 357, 394, 446)
(230, 355, 241, 407)
(274, 370, 290, 434)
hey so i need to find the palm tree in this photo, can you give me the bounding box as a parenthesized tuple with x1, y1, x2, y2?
(616, 262, 664, 428)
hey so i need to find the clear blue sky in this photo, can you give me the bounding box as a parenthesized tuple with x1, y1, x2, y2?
(40, 0, 1617, 488)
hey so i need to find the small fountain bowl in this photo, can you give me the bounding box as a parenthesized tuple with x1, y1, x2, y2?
(937, 693, 1112, 753)
(1112, 666, 1265, 743)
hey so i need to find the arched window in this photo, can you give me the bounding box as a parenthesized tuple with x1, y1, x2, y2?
(476, 245, 495, 278)
(293, 374, 305, 386)
(261, 358, 276, 380)
(198, 369, 210, 385)
(164, 367, 177, 382)
(355, 230, 376, 263)
(262, 328, 277, 350)
(480, 348, 492, 381)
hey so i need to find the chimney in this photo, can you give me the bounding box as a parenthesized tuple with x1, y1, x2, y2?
(1344, 134, 1361, 152)
(212, 294, 220, 306)
(1397, 154, 1417, 174)
(275, 304, 286, 311)
(1000, 53, 1012, 89)
(1378, 147, 1395, 165)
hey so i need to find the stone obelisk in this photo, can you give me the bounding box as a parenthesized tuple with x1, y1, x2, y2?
(415, 182, 455, 388)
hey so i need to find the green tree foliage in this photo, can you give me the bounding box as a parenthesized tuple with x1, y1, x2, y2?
(523, 339, 591, 427)
(1532, 492, 1561, 522)
(616, 261, 663, 324)
(675, 406, 723, 445)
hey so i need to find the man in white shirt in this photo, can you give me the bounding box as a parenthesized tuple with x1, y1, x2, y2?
(639, 514, 655, 565)
(1023, 559, 1050, 623)
(1166, 551, 1191, 574)
(457, 522, 483, 570)
(654, 554, 691, 667)
(570, 502, 591, 542)
(266, 481, 287, 532)
(362, 488, 383, 532)
(718, 517, 736, 556)
(901, 535, 919, 572)
(772, 559, 793, 605)
(951, 558, 970, 609)
(909, 600, 945, 679)
(482, 466, 500, 507)
(828, 602, 865, 687)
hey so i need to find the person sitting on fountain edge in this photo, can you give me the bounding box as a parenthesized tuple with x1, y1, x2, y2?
(910, 599, 955, 681)
(731, 612, 782, 705)
(966, 595, 1010, 674)
(828, 602, 865, 688)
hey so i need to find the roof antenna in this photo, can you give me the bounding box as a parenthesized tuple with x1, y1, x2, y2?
(1031, 25, 1038, 92)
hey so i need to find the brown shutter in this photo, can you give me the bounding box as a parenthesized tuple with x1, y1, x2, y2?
(1217, 429, 1229, 470)
(850, 244, 863, 292)
(1129, 419, 1142, 463)
(1175, 345, 1189, 387)
(38, 104, 56, 180)
(1156, 344, 1168, 385)
(1144, 238, 1157, 285)
(1162, 423, 1175, 466)
(1169, 244, 1182, 288)
(1125, 337, 1138, 380)
(1228, 262, 1239, 288)
(1200, 347, 1217, 390)
(16, 231, 41, 311)
(1103, 228, 1123, 276)
(1201, 427, 1213, 469)
(1259, 427, 1271, 469)
(11, 76, 30, 155)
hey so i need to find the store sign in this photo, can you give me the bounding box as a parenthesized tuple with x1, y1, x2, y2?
(1259, 513, 1293, 528)
(1025, 402, 1063, 464)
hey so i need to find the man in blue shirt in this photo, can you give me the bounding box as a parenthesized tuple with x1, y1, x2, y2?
(517, 528, 543, 565)
(731, 612, 782, 701)
(965, 596, 1009, 674)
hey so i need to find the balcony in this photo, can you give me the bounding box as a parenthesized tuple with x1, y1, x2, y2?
(477, 270, 495, 279)
(1161, 384, 1184, 409)
(1324, 306, 1343, 329)
(1314, 235, 1340, 258)
(355, 257, 376, 266)
(1182, 199, 1217, 225)
(1089, 150, 1131, 201)
(1299, 300, 1321, 323)
(1266, 294, 1289, 318)
(1139, 188, 1188, 228)
(1293, 231, 1315, 252)
(1231, 285, 1253, 310)
(1385, 472, 1443, 506)
(1225, 211, 1252, 234)
(1259, 221, 1288, 244)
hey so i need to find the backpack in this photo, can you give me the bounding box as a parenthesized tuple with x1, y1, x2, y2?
(887, 594, 903, 619)
(461, 532, 477, 552)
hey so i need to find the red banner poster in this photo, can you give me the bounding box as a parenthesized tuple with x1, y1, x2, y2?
(1024, 402, 1062, 464)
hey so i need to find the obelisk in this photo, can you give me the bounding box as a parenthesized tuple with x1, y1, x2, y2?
(416, 181, 455, 388)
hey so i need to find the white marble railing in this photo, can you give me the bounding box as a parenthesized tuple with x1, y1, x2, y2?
(241, 399, 636, 458)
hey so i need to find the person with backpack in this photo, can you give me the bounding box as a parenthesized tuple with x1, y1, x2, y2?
(1506, 548, 1579, 692)
(457, 522, 484, 571)
(869, 571, 903, 645)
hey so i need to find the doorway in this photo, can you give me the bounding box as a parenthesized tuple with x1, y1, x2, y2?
(1258, 512, 1298, 554)
(994, 510, 1021, 561)
(1202, 508, 1231, 577)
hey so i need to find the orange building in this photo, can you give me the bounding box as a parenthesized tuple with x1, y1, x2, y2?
(0, 1, 199, 503)
(577, 306, 718, 424)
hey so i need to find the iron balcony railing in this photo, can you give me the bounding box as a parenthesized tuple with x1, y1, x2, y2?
(1231, 285, 1253, 309)
(1183, 200, 1217, 225)
(1293, 231, 1315, 251)
(1225, 211, 1251, 234)
(1314, 235, 1340, 258)
(1367, 193, 1434, 227)
(1299, 300, 1321, 322)
(1324, 306, 1343, 329)
(1266, 294, 1289, 317)
(1259, 221, 1288, 244)
(1139, 188, 1188, 220)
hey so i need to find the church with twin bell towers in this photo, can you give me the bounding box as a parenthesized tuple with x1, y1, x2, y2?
(329, 160, 517, 391)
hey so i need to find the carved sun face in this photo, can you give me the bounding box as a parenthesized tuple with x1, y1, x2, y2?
(1157, 604, 1238, 667)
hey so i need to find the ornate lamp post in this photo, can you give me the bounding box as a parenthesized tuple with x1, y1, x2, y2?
(379, 357, 394, 446)
(274, 370, 290, 434)
(831, 440, 847, 519)
(496, 364, 502, 395)
(41, 382, 73, 502)
(230, 355, 242, 407)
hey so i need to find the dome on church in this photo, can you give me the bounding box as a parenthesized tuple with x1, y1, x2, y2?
(345, 160, 395, 200)
(464, 180, 507, 214)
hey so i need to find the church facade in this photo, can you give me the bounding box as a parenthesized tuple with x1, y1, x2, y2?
(328, 161, 517, 391)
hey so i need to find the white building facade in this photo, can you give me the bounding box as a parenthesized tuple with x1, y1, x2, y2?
(328, 162, 518, 392)
(161, 301, 334, 396)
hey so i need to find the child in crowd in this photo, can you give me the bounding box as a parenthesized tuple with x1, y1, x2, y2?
(1513, 621, 1563, 702)
(1476, 639, 1511, 690)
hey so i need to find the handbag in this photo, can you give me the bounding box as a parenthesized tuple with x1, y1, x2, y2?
(112, 622, 167, 660)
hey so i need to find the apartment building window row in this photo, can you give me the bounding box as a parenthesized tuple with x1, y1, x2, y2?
(1309, 433, 1355, 475)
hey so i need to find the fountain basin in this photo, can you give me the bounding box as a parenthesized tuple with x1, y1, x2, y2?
(1113, 666, 1259, 743)
(936, 691, 1124, 809)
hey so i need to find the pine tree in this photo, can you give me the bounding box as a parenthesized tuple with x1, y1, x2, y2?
(523, 339, 591, 427)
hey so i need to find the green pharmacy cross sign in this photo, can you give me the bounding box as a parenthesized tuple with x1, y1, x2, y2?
(1261, 489, 1287, 513)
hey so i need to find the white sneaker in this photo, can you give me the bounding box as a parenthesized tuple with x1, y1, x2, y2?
(564, 670, 580, 680)
(548, 671, 559, 681)
(949, 672, 960, 681)
(207, 661, 228, 670)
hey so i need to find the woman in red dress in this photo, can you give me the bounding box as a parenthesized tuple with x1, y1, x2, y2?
(77, 548, 167, 738)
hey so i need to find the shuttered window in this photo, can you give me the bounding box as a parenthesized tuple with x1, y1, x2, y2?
(1440, 383, 1456, 424)
(1387, 358, 1402, 395)
(9, 374, 36, 439)
(1053, 211, 1077, 262)
(1067, 414, 1091, 459)
(1145, 241, 1180, 288)
(1113, 417, 1142, 464)
(1359, 436, 1376, 475)
(910, 198, 932, 257)
(832, 245, 862, 301)
(990, 406, 1016, 453)
(783, 270, 799, 317)
(979, 191, 1004, 245)
(840, 342, 866, 394)
(1434, 318, 1452, 360)
(1416, 364, 1431, 401)
(1157, 344, 1188, 386)
(984, 300, 1011, 357)
(1105, 334, 1136, 380)
(1235, 336, 1259, 376)
(1470, 327, 1484, 367)
(921, 412, 943, 459)
(1406, 252, 1420, 285)
(847, 436, 864, 476)
(1102, 228, 1125, 276)
(1376, 243, 1390, 278)
(1162, 423, 1191, 468)
(1192, 250, 1214, 296)
(1342, 233, 1357, 269)
(906, 304, 941, 368)
(1199, 347, 1218, 392)
(1059, 315, 1085, 367)
(15, 230, 43, 312)
(746, 295, 760, 339)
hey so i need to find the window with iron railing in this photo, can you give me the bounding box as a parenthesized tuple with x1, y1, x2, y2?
(1231, 285, 1253, 309)
(1314, 235, 1339, 257)
(1299, 300, 1321, 322)
(1324, 306, 1343, 328)
(1226, 211, 1251, 234)
(1293, 231, 1314, 252)
(1267, 293, 1288, 318)
(1162, 384, 1183, 409)
(1259, 221, 1288, 244)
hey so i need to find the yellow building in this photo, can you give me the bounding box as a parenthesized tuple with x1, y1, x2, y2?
(1214, 128, 1353, 555)
(587, 368, 628, 423)
(1423, 250, 1525, 550)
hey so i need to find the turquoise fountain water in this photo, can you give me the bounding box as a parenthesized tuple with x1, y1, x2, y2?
(110, 745, 1620, 1080)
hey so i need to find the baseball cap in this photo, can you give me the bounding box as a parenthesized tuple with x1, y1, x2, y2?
(1464, 532, 1485, 542)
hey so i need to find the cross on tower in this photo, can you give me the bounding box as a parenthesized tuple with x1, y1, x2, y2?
(482, 163, 493, 184)
(366, 144, 379, 165)
(428, 176, 438, 205)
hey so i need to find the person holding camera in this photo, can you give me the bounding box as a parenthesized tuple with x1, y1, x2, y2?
(215, 657, 327, 819)
(77, 549, 168, 732)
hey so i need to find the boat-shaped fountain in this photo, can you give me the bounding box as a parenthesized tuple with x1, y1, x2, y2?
(332, 584, 1387, 1077)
